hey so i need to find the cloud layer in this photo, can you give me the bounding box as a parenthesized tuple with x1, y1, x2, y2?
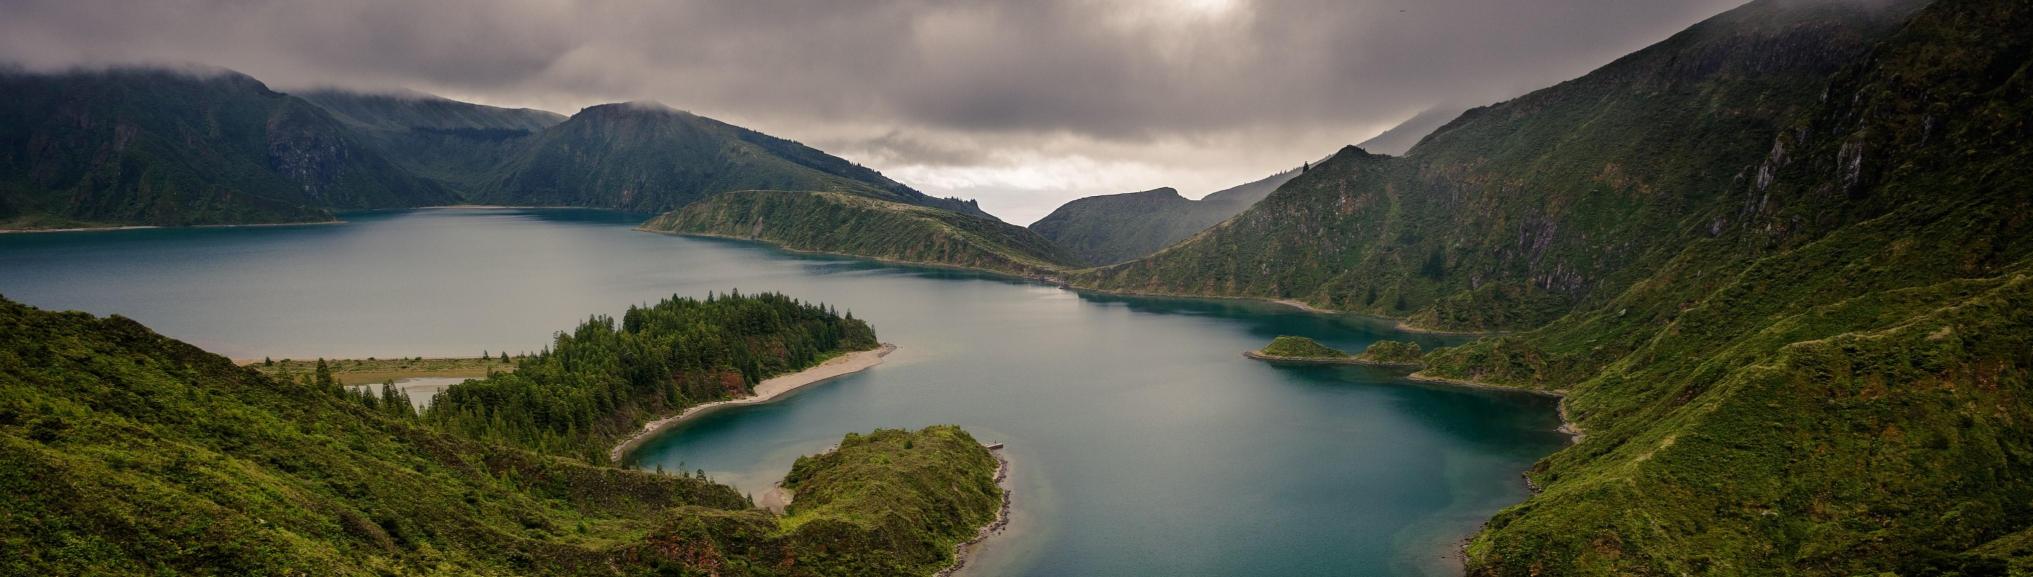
(0, 0, 1743, 223)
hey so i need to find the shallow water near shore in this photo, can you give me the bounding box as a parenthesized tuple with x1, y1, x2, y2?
(0, 207, 1570, 576)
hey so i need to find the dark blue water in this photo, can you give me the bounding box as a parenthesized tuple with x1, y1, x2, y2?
(0, 208, 1568, 576)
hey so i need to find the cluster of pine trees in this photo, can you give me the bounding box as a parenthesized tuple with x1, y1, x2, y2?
(269, 291, 878, 463)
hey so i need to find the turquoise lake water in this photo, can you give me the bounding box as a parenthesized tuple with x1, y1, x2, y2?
(0, 208, 1569, 576)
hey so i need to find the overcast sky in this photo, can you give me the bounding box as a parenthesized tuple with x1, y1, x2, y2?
(1, 0, 1743, 224)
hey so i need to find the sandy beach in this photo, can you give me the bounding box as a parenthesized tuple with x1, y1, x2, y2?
(608, 343, 897, 462)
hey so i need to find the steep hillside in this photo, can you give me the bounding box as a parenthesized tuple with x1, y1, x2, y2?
(1423, 0, 2033, 573)
(1076, 0, 1924, 331)
(476, 103, 990, 218)
(644, 190, 1078, 277)
(1029, 168, 1299, 265)
(299, 89, 564, 193)
(0, 69, 452, 229)
(0, 296, 1001, 576)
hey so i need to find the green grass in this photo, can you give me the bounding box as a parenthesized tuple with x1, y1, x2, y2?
(1360, 340, 1424, 364)
(251, 356, 518, 386)
(1256, 336, 1349, 359)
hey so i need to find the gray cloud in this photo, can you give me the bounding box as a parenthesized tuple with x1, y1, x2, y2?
(0, 0, 1744, 223)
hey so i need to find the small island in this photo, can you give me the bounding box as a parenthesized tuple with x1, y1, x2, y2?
(1245, 335, 1424, 368)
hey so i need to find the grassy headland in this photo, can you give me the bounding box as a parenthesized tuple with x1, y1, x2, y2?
(1247, 336, 1425, 368)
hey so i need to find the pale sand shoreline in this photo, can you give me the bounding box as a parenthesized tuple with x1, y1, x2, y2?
(1243, 350, 1423, 368)
(0, 220, 344, 234)
(608, 343, 897, 462)
(936, 446, 1012, 577)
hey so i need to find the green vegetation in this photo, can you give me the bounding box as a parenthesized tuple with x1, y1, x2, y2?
(1029, 168, 1298, 265)
(1359, 340, 1423, 364)
(771, 427, 1003, 575)
(0, 296, 1004, 576)
(0, 68, 453, 229)
(645, 190, 1081, 277)
(1249, 336, 1425, 367)
(473, 103, 988, 218)
(409, 291, 877, 463)
(1074, 0, 1923, 332)
(299, 89, 565, 194)
(1254, 336, 1349, 359)
(251, 356, 518, 386)
(1433, 0, 2033, 573)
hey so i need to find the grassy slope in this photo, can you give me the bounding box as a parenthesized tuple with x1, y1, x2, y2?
(0, 297, 1003, 576)
(1074, 0, 1921, 332)
(1406, 0, 2033, 573)
(1029, 168, 1299, 266)
(252, 356, 518, 386)
(0, 297, 749, 575)
(769, 427, 1002, 575)
(0, 69, 453, 229)
(1257, 336, 1349, 358)
(645, 190, 1081, 277)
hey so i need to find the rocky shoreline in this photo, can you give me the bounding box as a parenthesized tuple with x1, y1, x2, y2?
(935, 445, 1012, 577)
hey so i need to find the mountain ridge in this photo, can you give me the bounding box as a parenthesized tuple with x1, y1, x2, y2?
(0, 68, 454, 228)
(1029, 167, 1300, 265)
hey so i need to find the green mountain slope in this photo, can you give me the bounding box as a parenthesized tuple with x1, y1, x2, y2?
(475, 103, 990, 218)
(1426, 0, 2033, 573)
(1075, 0, 1925, 332)
(0, 69, 453, 229)
(1029, 168, 1299, 265)
(298, 89, 564, 193)
(644, 190, 1079, 277)
(0, 296, 1000, 576)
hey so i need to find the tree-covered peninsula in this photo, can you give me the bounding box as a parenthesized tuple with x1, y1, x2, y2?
(0, 296, 1002, 576)
(399, 290, 880, 463)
